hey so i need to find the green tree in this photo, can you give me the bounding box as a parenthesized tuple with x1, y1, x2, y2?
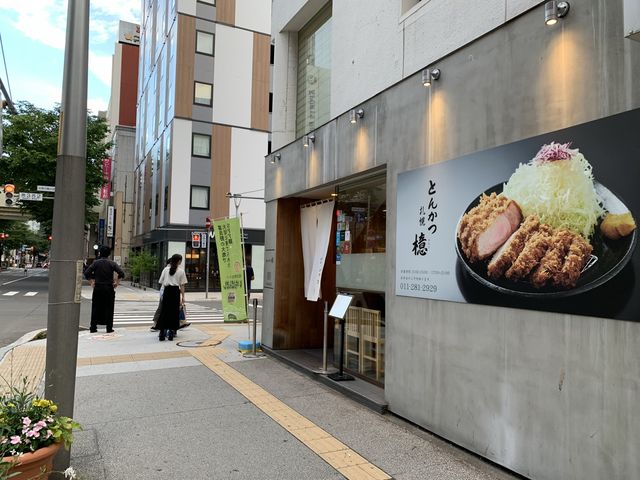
(129, 250, 158, 283)
(0, 101, 110, 226)
(0, 220, 49, 260)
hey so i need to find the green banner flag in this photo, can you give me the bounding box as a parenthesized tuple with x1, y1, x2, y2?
(213, 217, 247, 322)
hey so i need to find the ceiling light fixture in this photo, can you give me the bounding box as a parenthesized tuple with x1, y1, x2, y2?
(421, 68, 441, 87)
(349, 108, 364, 124)
(544, 1, 570, 26)
(303, 133, 315, 147)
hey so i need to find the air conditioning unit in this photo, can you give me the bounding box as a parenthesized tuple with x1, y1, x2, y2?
(624, 0, 640, 41)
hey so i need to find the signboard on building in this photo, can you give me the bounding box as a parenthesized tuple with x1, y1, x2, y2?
(396, 108, 640, 321)
(98, 218, 105, 246)
(100, 158, 112, 200)
(106, 206, 115, 238)
(37, 186, 55, 192)
(119, 20, 140, 45)
(213, 217, 247, 322)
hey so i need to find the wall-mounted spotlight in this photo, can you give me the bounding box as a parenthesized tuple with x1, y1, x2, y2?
(303, 133, 315, 148)
(544, 1, 570, 26)
(270, 152, 281, 165)
(421, 68, 441, 87)
(349, 108, 364, 124)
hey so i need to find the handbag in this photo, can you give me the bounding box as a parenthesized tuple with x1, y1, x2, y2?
(179, 305, 186, 321)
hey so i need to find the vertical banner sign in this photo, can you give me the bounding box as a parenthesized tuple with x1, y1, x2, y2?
(213, 217, 247, 322)
(98, 218, 105, 245)
(100, 157, 112, 200)
(106, 206, 115, 238)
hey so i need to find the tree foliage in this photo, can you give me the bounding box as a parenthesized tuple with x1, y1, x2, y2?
(0, 101, 110, 226)
(128, 250, 158, 282)
(0, 220, 49, 255)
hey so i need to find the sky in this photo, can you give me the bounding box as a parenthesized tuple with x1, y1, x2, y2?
(0, 0, 140, 114)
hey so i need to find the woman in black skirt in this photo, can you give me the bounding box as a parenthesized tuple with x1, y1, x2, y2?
(157, 254, 187, 341)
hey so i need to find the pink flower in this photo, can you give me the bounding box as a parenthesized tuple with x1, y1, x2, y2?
(36, 420, 47, 428)
(10, 436, 21, 445)
(22, 417, 32, 427)
(26, 429, 40, 439)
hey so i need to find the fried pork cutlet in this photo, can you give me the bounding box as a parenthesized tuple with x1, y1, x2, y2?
(487, 215, 540, 279)
(554, 235, 593, 289)
(457, 193, 522, 263)
(530, 230, 575, 288)
(504, 224, 553, 281)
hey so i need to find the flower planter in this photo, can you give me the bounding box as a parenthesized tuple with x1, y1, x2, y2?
(2, 442, 62, 480)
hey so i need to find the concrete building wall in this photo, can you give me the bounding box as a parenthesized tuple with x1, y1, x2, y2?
(271, 0, 542, 148)
(265, 1, 640, 479)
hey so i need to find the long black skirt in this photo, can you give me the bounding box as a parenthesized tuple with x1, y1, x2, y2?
(157, 285, 180, 331)
(91, 284, 115, 328)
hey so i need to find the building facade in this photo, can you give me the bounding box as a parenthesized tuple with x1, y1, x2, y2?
(264, 1, 640, 479)
(134, 0, 271, 290)
(99, 20, 140, 270)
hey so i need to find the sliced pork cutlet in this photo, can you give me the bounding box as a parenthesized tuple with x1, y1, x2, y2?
(553, 235, 593, 289)
(487, 215, 540, 279)
(457, 193, 522, 263)
(530, 230, 575, 288)
(458, 193, 505, 258)
(504, 224, 553, 281)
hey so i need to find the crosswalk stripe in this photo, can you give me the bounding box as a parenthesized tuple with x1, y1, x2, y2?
(3, 291, 18, 296)
(113, 319, 224, 325)
(24, 292, 38, 297)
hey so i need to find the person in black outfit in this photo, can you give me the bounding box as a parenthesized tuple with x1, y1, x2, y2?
(84, 246, 125, 333)
(156, 254, 187, 341)
(245, 263, 255, 300)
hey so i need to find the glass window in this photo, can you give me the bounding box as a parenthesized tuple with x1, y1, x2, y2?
(196, 31, 214, 56)
(334, 174, 386, 385)
(296, 4, 331, 137)
(190, 185, 209, 209)
(192, 133, 211, 157)
(194, 82, 213, 106)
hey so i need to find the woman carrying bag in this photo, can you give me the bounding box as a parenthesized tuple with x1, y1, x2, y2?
(157, 254, 187, 341)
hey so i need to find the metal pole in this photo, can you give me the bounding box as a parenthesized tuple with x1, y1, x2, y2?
(44, 0, 89, 472)
(205, 228, 210, 299)
(322, 301, 328, 371)
(252, 298, 258, 355)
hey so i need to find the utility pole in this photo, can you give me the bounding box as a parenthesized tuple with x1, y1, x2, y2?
(45, 0, 89, 472)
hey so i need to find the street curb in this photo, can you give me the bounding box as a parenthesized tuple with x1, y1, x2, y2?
(0, 328, 47, 363)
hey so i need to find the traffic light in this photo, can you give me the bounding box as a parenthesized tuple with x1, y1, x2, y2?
(191, 232, 201, 248)
(2, 184, 16, 206)
(48, 235, 52, 241)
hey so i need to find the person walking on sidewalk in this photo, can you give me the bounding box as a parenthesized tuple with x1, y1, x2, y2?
(156, 254, 187, 341)
(84, 246, 125, 333)
(151, 259, 191, 332)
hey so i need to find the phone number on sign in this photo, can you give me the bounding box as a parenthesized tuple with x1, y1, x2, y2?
(398, 282, 438, 293)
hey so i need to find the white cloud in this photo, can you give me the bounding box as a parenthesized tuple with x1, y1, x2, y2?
(0, 0, 140, 97)
(87, 96, 108, 115)
(89, 50, 113, 88)
(11, 75, 62, 109)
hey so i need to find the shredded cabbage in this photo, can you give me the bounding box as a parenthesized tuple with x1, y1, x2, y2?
(503, 152, 604, 238)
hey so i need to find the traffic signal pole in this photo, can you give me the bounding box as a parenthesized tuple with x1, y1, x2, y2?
(44, 0, 89, 472)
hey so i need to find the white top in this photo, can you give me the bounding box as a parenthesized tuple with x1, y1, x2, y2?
(158, 266, 188, 287)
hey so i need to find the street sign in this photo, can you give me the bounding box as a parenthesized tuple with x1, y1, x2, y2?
(106, 206, 115, 238)
(37, 185, 55, 192)
(19, 192, 43, 201)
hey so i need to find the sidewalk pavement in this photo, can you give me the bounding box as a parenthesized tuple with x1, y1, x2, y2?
(0, 325, 518, 480)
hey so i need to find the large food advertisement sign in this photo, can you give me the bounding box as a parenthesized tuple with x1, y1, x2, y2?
(396, 109, 639, 321)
